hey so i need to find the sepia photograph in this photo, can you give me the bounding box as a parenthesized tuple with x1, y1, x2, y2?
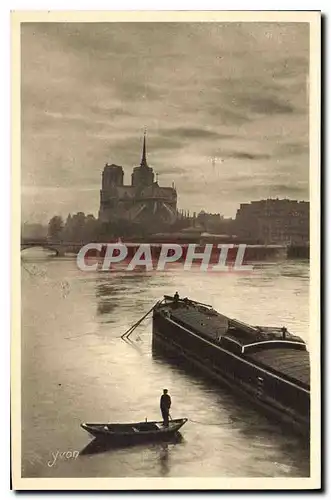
(11, 10, 321, 490)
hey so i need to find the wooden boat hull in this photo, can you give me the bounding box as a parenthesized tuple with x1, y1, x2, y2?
(81, 418, 188, 444)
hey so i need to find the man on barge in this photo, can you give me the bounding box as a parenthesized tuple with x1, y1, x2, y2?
(160, 389, 171, 427)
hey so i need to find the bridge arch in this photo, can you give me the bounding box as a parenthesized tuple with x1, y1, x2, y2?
(21, 244, 64, 256)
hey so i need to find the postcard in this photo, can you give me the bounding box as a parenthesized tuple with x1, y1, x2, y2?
(12, 10, 321, 490)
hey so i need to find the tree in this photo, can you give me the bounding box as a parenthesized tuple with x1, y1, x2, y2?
(48, 216, 64, 241)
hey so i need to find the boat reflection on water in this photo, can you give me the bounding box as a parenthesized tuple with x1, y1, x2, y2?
(80, 431, 184, 457)
(159, 441, 170, 477)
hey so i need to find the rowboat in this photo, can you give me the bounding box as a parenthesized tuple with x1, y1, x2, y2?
(81, 418, 188, 443)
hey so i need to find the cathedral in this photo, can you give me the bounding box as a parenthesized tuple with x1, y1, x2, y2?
(98, 133, 178, 225)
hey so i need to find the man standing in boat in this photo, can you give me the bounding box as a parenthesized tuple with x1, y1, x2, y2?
(160, 389, 171, 427)
(173, 291, 180, 309)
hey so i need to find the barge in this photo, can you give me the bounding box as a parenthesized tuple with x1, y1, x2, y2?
(152, 295, 310, 435)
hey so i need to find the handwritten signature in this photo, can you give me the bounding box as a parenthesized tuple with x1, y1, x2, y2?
(26, 449, 79, 467)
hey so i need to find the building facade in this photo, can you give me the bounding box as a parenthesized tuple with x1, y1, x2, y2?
(98, 133, 177, 225)
(235, 198, 309, 245)
(196, 211, 236, 235)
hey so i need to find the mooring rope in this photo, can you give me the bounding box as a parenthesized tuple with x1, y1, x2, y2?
(188, 418, 231, 426)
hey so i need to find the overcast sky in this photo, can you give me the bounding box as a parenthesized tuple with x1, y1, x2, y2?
(21, 22, 309, 223)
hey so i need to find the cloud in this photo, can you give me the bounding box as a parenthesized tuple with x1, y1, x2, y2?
(162, 127, 224, 140)
(206, 105, 250, 125)
(276, 142, 309, 157)
(157, 166, 187, 175)
(225, 151, 271, 160)
(144, 135, 184, 152)
(268, 184, 308, 196)
(237, 96, 294, 115)
(21, 21, 310, 220)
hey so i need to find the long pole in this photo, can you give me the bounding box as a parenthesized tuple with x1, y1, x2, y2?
(121, 301, 159, 339)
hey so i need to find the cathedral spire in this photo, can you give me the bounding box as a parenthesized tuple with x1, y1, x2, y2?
(140, 129, 148, 167)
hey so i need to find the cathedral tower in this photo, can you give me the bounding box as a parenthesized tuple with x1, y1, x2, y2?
(131, 131, 155, 187)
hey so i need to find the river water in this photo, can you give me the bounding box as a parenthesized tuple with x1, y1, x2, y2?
(21, 251, 310, 478)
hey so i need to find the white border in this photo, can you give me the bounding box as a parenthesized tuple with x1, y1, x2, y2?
(3, 1, 326, 496)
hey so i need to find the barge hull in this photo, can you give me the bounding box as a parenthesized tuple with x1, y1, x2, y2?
(153, 311, 309, 435)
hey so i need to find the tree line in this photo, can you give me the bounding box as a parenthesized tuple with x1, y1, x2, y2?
(47, 212, 191, 242)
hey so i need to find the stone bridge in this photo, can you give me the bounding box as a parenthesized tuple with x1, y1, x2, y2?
(21, 238, 84, 257)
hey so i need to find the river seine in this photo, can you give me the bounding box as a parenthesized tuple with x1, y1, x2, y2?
(21, 252, 310, 478)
